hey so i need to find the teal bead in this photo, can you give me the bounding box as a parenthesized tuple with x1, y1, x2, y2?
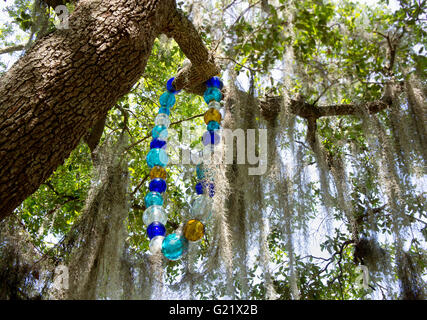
(204, 87, 222, 104)
(207, 120, 220, 131)
(144, 191, 163, 208)
(146, 148, 169, 168)
(161, 233, 189, 260)
(159, 91, 176, 108)
(158, 107, 171, 115)
(196, 164, 205, 180)
(152, 125, 168, 140)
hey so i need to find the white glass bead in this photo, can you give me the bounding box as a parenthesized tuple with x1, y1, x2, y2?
(149, 235, 165, 254)
(208, 100, 221, 110)
(155, 113, 171, 128)
(143, 205, 168, 226)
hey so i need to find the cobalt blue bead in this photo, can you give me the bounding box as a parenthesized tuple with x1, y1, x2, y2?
(152, 125, 167, 140)
(159, 91, 176, 108)
(207, 120, 220, 131)
(158, 107, 171, 115)
(149, 178, 167, 193)
(207, 182, 215, 197)
(166, 77, 181, 94)
(203, 87, 222, 104)
(202, 131, 220, 146)
(144, 191, 163, 208)
(150, 138, 167, 149)
(146, 148, 169, 168)
(195, 182, 204, 194)
(147, 221, 166, 240)
(206, 76, 223, 89)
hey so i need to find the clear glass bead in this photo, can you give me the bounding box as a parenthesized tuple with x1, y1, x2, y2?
(190, 195, 213, 222)
(155, 113, 171, 128)
(149, 236, 165, 254)
(143, 205, 168, 226)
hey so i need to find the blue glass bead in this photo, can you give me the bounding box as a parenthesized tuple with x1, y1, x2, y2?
(144, 191, 163, 208)
(207, 120, 220, 131)
(196, 165, 205, 180)
(158, 107, 171, 115)
(152, 125, 167, 140)
(203, 87, 222, 104)
(150, 138, 167, 149)
(149, 178, 167, 193)
(166, 77, 181, 94)
(207, 182, 215, 197)
(146, 148, 169, 168)
(159, 91, 176, 108)
(195, 182, 204, 195)
(161, 233, 189, 260)
(202, 130, 220, 146)
(206, 76, 224, 89)
(147, 221, 166, 240)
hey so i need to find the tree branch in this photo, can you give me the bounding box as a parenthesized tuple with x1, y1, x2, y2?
(0, 44, 25, 55)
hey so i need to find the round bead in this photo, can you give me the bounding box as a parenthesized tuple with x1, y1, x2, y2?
(149, 236, 165, 254)
(207, 120, 220, 131)
(143, 205, 168, 226)
(190, 195, 213, 222)
(206, 76, 224, 89)
(166, 77, 180, 94)
(204, 87, 222, 104)
(144, 191, 163, 208)
(146, 148, 169, 168)
(152, 125, 168, 140)
(150, 138, 167, 149)
(196, 165, 205, 180)
(195, 182, 204, 194)
(158, 107, 170, 115)
(149, 178, 167, 193)
(159, 91, 176, 108)
(147, 221, 166, 240)
(161, 233, 189, 260)
(208, 100, 221, 110)
(204, 108, 222, 125)
(150, 166, 167, 180)
(183, 219, 205, 242)
(155, 113, 171, 128)
(202, 130, 221, 146)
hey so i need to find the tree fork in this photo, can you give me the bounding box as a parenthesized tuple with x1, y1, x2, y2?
(0, 0, 218, 221)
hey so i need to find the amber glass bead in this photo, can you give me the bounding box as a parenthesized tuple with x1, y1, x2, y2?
(204, 108, 222, 125)
(183, 219, 205, 241)
(150, 166, 167, 180)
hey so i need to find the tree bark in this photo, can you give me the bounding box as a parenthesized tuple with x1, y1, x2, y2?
(0, 0, 218, 220)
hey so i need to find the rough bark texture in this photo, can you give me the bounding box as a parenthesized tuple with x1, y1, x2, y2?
(0, 0, 217, 220)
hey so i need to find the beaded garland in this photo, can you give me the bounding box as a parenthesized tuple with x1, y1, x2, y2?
(142, 76, 223, 260)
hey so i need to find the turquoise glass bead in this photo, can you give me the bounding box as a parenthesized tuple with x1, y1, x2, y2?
(196, 165, 205, 180)
(144, 191, 163, 208)
(204, 87, 222, 104)
(146, 148, 169, 168)
(161, 233, 189, 260)
(152, 125, 168, 140)
(143, 205, 168, 226)
(207, 120, 220, 131)
(158, 107, 170, 115)
(159, 91, 176, 108)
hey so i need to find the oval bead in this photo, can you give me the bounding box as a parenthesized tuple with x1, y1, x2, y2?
(204, 108, 222, 125)
(208, 100, 221, 110)
(195, 182, 204, 194)
(150, 138, 167, 149)
(206, 76, 223, 89)
(196, 165, 205, 180)
(149, 236, 165, 254)
(158, 107, 171, 115)
(152, 125, 168, 140)
(143, 205, 168, 226)
(146, 148, 169, 168)
(161, 233, 189, 260)
(150, 166, 167, 180)
(159, 91, 176, 108)
(183, 219, 205, 242)
(147, 221, 166, 240)
(207, 120, 220, 131)
(149, 178, 167, 193)
(202, 130, 221, 146)
(155, 113, 171, 128)
(203, 87, 222, 104)
(144, 191, 164, 208)
(190, 195, 213, 222)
